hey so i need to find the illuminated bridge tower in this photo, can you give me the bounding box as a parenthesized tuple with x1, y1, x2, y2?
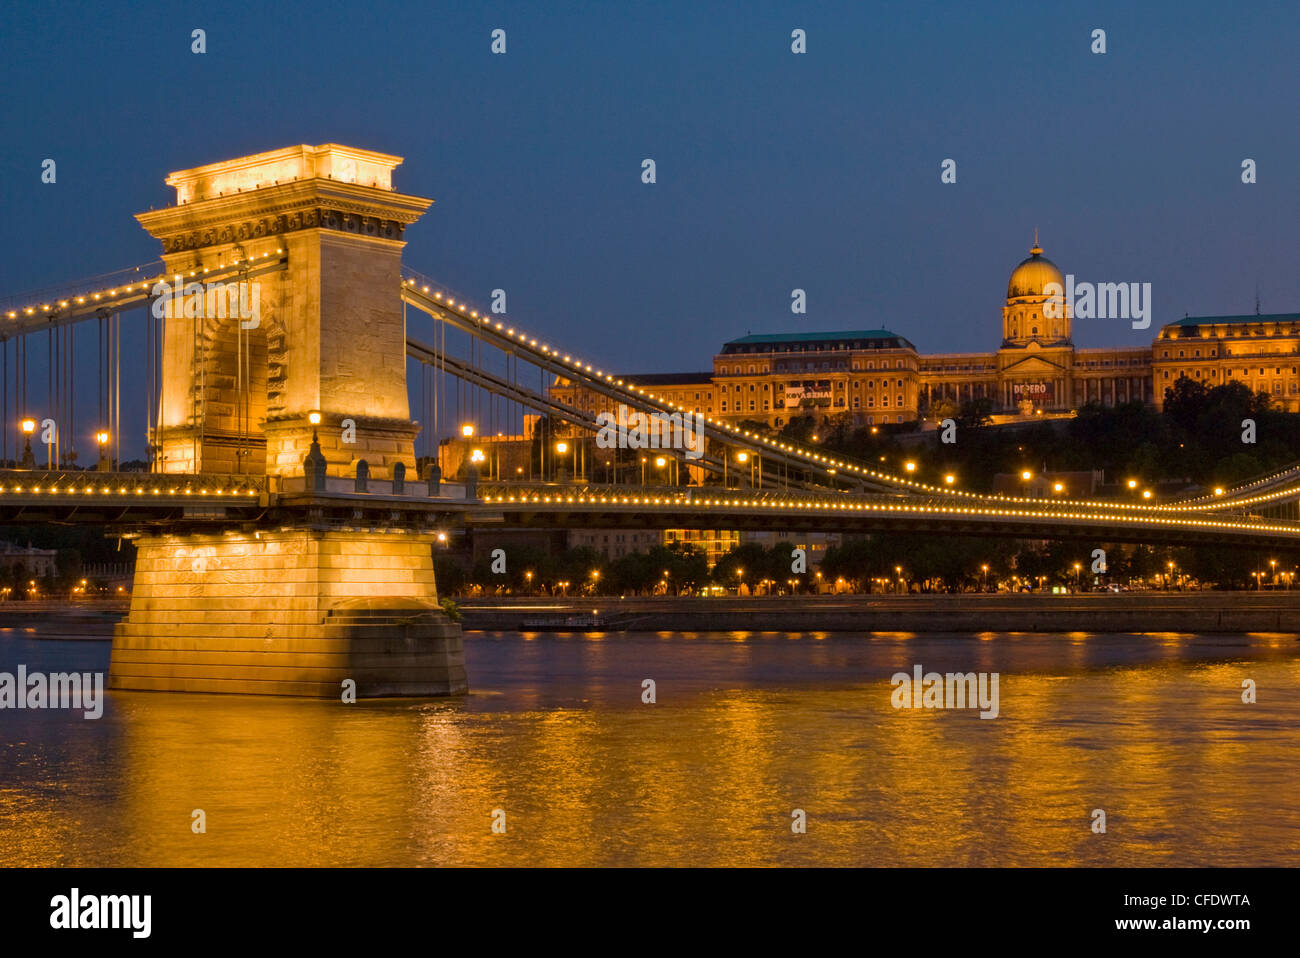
(136, 143, 430, 478)
(111, 145, 465, 697)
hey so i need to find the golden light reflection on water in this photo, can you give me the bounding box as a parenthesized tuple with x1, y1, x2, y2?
(1, 632, 1298, 866)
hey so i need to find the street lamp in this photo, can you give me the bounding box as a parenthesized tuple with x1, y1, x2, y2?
(96, 430, 111, 472)
(20, 418, 36, 469)
(1074, 561, 1082, 590)
(1053, 482, 1065, 494)
(1166, 560, 1175, 591)
(981, 563, 989, 592)
(461, 424, 474, 438)
(944, 474, 956, 485)
(556, 440, 571, 480)
(307, 410, 322, 448)
(1142, 489, 1153, 500)
(525, 570, 533, 594)
(1020, 470, 1032, 481)
(1126, 479, 1138, 490)
(904, 460, 917, 473)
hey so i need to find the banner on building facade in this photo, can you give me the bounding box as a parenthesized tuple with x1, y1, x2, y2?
(1011, 381, 1054, 404)
(784, 380, 832, 406)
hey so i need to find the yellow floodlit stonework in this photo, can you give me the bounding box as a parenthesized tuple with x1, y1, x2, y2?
(108, 145, 464, 699)
(111, 530, 465, 697)
(165, 143, 400, 205)
(137, 143, 433, 479)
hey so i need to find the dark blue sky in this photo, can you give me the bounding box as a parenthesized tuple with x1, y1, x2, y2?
(2, 0, 1298, 454)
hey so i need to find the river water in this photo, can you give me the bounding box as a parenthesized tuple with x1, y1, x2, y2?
(1, 626, 1297, 866)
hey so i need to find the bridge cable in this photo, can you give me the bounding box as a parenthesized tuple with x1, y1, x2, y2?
(65, 323, 74, 468)
(146, 299, 153, 470)
(97, 312, 104, 463)
(116, 311, 121, 469)
(47, 326, 54, 469)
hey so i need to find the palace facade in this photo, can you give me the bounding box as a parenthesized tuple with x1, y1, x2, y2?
(551, 239, 1300, 427)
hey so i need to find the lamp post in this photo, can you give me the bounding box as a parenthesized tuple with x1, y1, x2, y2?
(1074, 561, 1082, 591)
(469, 448, 485, 493)
(556, 440, 569, 481)
(1269, 558, 1277, 588)
(457, 423, 475, 481)
(20, 418, 36, 469)
(96, 430, 111, 472)
(525, 570, 533, 595)
(736, 450, 749, 488)
(981, 563, 989, 592)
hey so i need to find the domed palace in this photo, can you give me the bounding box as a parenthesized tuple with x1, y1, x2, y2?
(550, 236, 1300, 429)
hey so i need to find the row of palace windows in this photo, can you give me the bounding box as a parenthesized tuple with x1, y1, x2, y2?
(719, 359, 910, 375)
(1162, 368, 1300, 390)
(722, 378, 911, 394)
(665, 361, 1300, 398)
(718, 392, 911, 412)
(1172, 327, 1300, 339)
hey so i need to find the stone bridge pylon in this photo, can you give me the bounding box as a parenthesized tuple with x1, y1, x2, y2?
(110, 145, 466, 698)
(136, 143, 430, 479)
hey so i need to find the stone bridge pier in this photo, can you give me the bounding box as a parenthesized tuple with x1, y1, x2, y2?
(109, 145, 465, 697)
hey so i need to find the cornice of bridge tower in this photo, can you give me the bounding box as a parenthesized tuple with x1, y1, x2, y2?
(136, 144, 433, 255)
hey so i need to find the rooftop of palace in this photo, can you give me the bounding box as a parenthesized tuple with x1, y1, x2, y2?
(1165, 312, 1300, 331)
(720, 329, 915, 353)
(611, 372, 716, 386)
